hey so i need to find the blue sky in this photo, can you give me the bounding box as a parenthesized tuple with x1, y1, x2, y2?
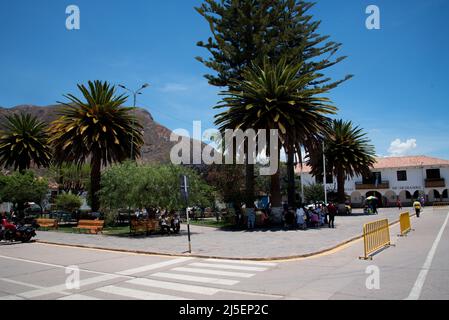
(0, 0, 448, 159)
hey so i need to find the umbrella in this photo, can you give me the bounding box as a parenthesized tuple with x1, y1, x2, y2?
(366, 196, 378, 201)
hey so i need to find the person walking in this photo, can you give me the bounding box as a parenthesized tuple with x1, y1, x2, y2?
(413, 200, 422, 218)
(247, 207, 256, 230)
(397, 198, 402, 210)
(328, 202, 337, 229)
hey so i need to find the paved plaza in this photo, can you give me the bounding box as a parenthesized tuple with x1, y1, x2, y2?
(35, 207, 419, 259)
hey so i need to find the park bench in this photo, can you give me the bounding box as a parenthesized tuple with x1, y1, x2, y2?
(73, 220, 104, 234)
(130, 219, 160, 235)
(36, 218, 58, 230)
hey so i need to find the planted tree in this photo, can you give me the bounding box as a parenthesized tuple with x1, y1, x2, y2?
(215, 59, 336, 208)
(196, 0, 352, 207)
(0, 113, 51, 172)
(307, 119, 376, 203)
(54, 193, 83, 213)
(48, 80, 144, 212)
(0, 171, 48, 217)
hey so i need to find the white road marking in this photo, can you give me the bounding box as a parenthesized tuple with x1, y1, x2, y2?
(406, 212, 449, 300)
(0, 278, 52, 290)
(58, 294, 100, 300)
(205, 259, 277, 267)
(189, 262, 268, 272)
(117, 257, 194, 276)
(172, 267, 255, 278)
(20, 274, 121, 299)
(0, 295, 25, 300)
(96, 285, 189, 300)
(127, 278, 220, 295)
(151, 272, 239, 286)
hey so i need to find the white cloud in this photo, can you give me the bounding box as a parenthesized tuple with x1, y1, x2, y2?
(388, 138, 417, 156)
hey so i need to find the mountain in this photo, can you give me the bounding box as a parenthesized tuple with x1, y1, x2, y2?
(0, 105, 180, 164)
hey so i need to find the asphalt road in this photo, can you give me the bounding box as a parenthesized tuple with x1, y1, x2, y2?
(0, 207, 448, 300)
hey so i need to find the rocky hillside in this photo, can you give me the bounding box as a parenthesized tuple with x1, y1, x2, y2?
(0, 105, 180, 164)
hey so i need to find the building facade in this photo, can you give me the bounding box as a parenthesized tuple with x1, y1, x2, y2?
(296, 156, 449, 207)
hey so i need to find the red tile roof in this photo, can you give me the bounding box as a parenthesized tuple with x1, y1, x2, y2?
(295, 156, 449, 174)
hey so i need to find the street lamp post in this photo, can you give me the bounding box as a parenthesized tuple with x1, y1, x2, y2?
(323, 141, 328, 204)
(118, 83, 150, 160)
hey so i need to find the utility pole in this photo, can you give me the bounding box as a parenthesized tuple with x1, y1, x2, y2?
(181, 175, 192, 254)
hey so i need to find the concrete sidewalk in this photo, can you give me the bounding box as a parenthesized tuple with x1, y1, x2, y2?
(35, 207, 420, 260)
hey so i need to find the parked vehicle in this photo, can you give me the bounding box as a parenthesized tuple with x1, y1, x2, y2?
(337, 203, 352, 215)
(1, 218, 36, 243)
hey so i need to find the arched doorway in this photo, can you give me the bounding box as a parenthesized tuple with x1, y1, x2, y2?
(384, 190, 397, 207)
(442, 189, 448, 200)
(413, 190, 420, 200)
(429, 190, 441, 202)
(399, 190, 412, 206)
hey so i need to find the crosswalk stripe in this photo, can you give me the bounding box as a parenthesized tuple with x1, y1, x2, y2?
(189, 262, 268, 272)
(117, 257, 194, 276)
(58, 294, 100, 300)
(20, 274, 120, 299)
(172, 267, 255, 278)
(205, 259, 278, 267)
(151, 272, 239, 286)
(127, 278, 220, 295)
(97, 285, 189, 300)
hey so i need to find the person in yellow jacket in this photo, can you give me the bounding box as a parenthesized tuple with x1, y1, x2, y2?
(413, 200, 422, 218)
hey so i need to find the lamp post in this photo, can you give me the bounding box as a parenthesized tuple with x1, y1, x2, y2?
(323, 141, 328, 204)
(118, 83, 150, 160)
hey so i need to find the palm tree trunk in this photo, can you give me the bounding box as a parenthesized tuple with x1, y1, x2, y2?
(337, 168, 346, 203)
(287, 148, 296, 207)
(90, 153, 101, 213)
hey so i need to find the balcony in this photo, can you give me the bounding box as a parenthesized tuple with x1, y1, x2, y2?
(355, 181, 390, 190)
(425, 178, 446, 188)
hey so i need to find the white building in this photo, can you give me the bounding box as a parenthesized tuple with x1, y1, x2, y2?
(296, 156, 449, 207)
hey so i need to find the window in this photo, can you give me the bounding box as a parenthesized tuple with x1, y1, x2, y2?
(363, 172, 382, 185)
(397, 170, 407, 181)
(427, 169, 441, 180)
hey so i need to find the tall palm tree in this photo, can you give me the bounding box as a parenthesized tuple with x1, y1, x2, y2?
(0, 113, 51, 172)
(49, 80, 144, 212)
(307, 119, 376, 203)
(215, 59, 337, 209)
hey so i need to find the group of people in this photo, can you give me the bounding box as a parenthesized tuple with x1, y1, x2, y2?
(283, 203, 338, 230)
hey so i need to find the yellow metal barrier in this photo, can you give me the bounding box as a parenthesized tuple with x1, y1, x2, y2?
(359, 219, 392, 260)
(399, 212, 413, 236)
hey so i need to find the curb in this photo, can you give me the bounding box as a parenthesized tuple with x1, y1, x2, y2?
(35, 214, 415, 262)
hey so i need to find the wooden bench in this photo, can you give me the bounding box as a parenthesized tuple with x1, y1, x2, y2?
(36, 218, 58, 230)
(73, 220, 104, 234)
(130, 219, 160, 235)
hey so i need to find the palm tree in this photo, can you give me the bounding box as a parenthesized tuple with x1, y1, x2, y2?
(48, 80, 144, 212)
(215, 59, 337, 209)
(0, 113, 51, 172)
(307, 119, 376, 203)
